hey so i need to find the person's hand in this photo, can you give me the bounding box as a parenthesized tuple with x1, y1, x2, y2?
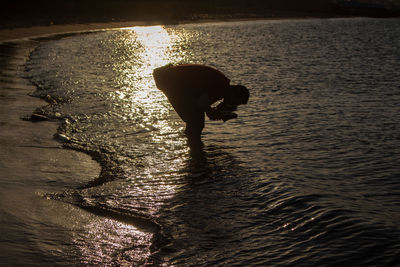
(205, 107, 221, 120)
(206, 106, 238, 122)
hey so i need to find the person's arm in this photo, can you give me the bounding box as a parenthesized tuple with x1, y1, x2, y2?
(205, 106, 221, 120)
(216, 101, 238, 122)
(195, 92, 229, 121)
(215, 101, 237, 112)
(205, 101, 238, 122)
(195, 93, 220, 120)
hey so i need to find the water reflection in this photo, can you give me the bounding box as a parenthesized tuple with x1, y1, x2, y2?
(130, 26, 173, 68)
(69, 26, 193, 265)
(126, 26, 186, 142)
(152, 144, 251, 265)
(74, 217, 152, 265)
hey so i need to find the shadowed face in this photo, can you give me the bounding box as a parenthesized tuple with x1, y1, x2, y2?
(224, 85, 249, 105)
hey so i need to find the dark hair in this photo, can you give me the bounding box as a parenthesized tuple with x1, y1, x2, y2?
(225, 85, 249, 105)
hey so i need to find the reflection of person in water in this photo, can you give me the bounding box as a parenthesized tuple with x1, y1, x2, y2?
(153, 64, 249, 140)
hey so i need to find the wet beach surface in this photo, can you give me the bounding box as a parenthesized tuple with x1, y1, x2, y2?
(0, 39, 102, 265)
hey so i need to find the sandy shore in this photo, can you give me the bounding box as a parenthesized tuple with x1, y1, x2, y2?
(0, 21, 163, 42)
(0, 23, 105, 263)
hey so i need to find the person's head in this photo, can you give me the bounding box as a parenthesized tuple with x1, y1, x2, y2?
(225, 85, 249, 105)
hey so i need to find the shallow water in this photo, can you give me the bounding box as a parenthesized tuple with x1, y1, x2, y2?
(5, 18, 400, 265)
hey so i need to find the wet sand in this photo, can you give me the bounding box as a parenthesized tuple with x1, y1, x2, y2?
(0, 27, 104, 263)
(0, 39, 101, 185)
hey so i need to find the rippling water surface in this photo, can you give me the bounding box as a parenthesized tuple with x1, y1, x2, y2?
(23, 18, 400, 265)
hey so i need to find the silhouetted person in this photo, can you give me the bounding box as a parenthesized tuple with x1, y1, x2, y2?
(153, 64, 249, 141)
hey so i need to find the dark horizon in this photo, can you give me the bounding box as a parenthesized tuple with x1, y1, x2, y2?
(1, 0, 399, 29)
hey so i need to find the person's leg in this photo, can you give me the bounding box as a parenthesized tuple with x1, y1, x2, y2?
(184, 112, 205, 140)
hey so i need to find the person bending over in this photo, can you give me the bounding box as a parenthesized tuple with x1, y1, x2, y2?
(153, 64, 249, 140)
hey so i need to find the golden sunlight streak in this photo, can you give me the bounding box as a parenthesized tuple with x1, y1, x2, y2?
(130, 25, 173, 69)
(118, 26, 187, 138)
(109, 26, 190, 213)
(128, 26, 176, 134)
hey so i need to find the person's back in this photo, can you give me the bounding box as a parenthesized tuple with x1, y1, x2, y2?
(153, 64, 249, 140)
(153, 64, 230, 103)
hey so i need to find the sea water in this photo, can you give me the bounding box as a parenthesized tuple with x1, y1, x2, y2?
(4, 18, 400, 265)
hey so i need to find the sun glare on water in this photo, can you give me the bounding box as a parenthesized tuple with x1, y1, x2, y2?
(132, 26, 184, 138)
(108, 25, 180, 137)
(74, 25, 192, 265)
(130, 25, 173, 68)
